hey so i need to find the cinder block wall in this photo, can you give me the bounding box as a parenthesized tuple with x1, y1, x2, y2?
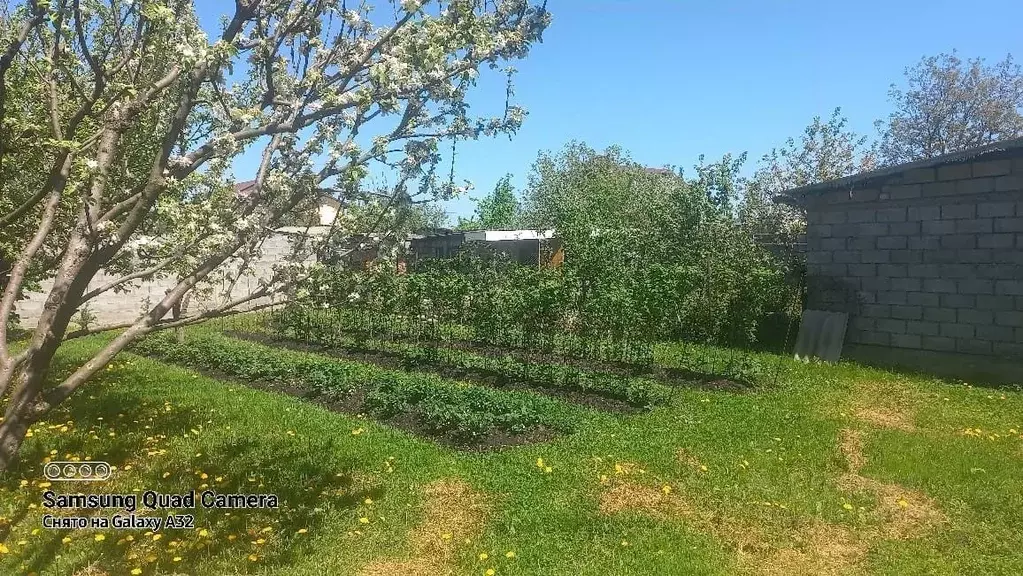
(16, 231, 312, 328)
(804, 155, 1023, 358)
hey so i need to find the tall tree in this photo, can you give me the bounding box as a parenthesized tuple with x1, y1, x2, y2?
(876, 51, 1023, 165)
(0, 0, 550, 470)
(742, 108, 875, 238)
(457, 173, 520, 229)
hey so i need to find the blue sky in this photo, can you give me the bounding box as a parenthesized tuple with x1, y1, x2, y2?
(202, 0, 1023, 222)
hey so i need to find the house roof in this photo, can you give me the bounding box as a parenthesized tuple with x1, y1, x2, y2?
(410, 228, 556, 242)
(233, 180, 341, 207)
(644, 167, 675, 176)
(774, 136, 1023, 204)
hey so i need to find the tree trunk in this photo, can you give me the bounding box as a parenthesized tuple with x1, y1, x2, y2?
(0, 357, 49, 473)
(0, 405, 31, 472)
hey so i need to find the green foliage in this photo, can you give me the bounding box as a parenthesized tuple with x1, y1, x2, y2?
(456, 173, 522, 230)
(517, 142, 797, 347)
(131, 331, 577, 440)
(267, 308, 673, 407)
(744, 108, 875, 240)
(876, 51, 1023, 165)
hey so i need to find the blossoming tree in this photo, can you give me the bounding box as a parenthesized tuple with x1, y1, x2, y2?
(0, 0, 550, 470)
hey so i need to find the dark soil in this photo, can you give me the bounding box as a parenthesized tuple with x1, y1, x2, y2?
(135, 349, 562, 452)
(225, 331, 645, 413)
(231, 329, 752, 393)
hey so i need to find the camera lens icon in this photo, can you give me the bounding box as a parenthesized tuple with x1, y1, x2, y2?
(43, 461, 112, 481)
(44, 463, 62, 480)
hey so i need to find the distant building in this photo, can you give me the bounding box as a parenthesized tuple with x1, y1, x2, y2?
(409, 229, 564, 269)
(234, 180, 341, 226)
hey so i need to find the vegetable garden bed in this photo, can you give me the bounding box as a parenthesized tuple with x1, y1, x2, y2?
(225, 330, 669, 412)
(261, 308, 758, 390)
(130, 333, 581, 451)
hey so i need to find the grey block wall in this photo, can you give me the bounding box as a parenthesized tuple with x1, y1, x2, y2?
(16, 230, 317, 328)
(804, 156, 1023, 359)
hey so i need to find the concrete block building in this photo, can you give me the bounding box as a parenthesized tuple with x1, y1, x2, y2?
(779, 138, 1023, 381)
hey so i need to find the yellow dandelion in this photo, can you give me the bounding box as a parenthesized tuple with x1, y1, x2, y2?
(505, 550, 516, 558)
(296, 528, 308, 534)
(359, 517, 370, 524)
(544, 466, 552, 473)
(173, 557, 182, 562)
(0, 543, 8, 554)
(662, 485, 672, 494)
(536, 457, 544, 468)
(61, 537, 71, 544)
(441, 533, 452, 540)
(898, 499, 909, 508)
(131, 569, 142, 575)
(227, 535, 237, 541)
(842, 503, 853, 510)
(364, 498, 373, 505)
(198, 529, 210, 538)
(152, 534, 162, 541)
(162, 472, 171, 478)
(479, 552, 489, 560)
(248, 554, 259, 562)
(94, 534, 106, 542)
(486, 569, 496, 576)
(255, 538, 266, 545)
(261, 526, 272, 533)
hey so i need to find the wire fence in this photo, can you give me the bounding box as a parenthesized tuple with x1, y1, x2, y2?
(212, 282, 805, 389)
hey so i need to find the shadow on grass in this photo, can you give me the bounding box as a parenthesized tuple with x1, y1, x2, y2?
(841, 344, 1023, 390)
(1, 364, 385, 576)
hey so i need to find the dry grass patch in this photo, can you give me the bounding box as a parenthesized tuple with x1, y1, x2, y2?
(837, 473, 946, 540)
(675, 448, 706, 471)
(596, 474, 864, 576)
(750, 521, 867, 576)
(72, 564, 109, 576)
(836, 427, 947, 540)
(598, 481, 693, 519)
(358, 478, 488, 576)
(839, 428, 866, 473)
(850, 380, 918, 432)
(854, 405, 916, 432)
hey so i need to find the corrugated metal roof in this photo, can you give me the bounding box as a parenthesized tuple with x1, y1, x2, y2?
(774, 136, 1023, 201)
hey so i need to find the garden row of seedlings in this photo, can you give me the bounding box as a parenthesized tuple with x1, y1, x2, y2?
(269, 305, 658, 368)
(253, 306, 760, 389)
(231, 324, 673, 411)
(131, 332, 590, 450)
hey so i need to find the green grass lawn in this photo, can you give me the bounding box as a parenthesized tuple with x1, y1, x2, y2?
(1, 333, 1021, 576)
